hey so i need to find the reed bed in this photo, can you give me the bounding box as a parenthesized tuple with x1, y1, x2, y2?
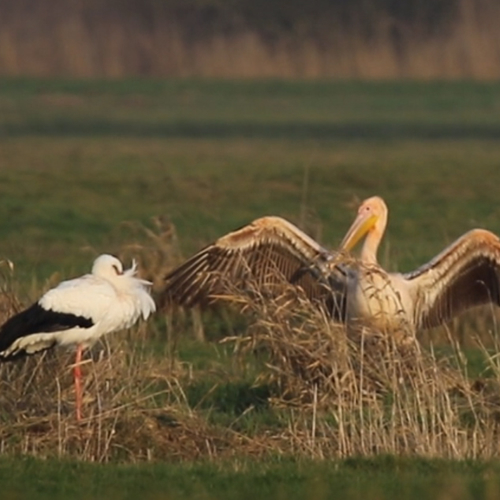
(1, 0, 500, 79)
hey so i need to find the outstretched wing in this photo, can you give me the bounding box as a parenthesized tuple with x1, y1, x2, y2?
(405, 229, 500, 329)
(161, 216, 347, 318)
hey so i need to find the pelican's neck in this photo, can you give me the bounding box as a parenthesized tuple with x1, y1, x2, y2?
(361, 230, 381, 265)
(360, 213, 387, 265)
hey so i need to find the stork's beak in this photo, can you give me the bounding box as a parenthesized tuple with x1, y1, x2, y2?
(340, 213, 378, 252)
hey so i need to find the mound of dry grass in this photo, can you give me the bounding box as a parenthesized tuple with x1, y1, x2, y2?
(2, 220, 500, 463)
(0, 336, 202, 461)
(0, 330, 301, 462)
(220, 277, 500, 459)
(129, 220, 500, 460)
(0, 246, 231, 462)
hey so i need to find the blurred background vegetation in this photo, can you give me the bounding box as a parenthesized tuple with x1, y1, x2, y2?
(1, 0, 499, 79)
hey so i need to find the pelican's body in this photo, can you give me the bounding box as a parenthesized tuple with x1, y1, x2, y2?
(344, 264, 414, 332)
(161, 198, 500, 337)
(341, 197, 415, 332)
(340, 197, 500, 335)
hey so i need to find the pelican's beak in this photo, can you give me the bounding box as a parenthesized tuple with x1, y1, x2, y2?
(340, 213, 378, 252)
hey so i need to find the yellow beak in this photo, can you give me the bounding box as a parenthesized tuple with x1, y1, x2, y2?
(340, 213, 378, 252)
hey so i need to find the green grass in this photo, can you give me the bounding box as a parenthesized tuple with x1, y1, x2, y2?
(2, 456, 500, 500)
(2, 79, 500, 134)
(2, 80, 500, 281)
(2, 78, 500, 497)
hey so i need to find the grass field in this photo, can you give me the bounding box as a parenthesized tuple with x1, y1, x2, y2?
(2, 79, 500, 498)
(3, 456, 500, 500)
(1, 80, 500, 273)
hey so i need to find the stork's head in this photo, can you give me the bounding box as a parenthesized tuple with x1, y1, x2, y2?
(91, 254, 124, 278)
(340, 196, 388, 252)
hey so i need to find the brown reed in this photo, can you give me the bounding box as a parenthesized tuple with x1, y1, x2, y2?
(0, 0, 499, 79)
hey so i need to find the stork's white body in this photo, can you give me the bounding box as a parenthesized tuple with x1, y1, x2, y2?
(0, 254, 156, 358)
(0, 254, 156, 421)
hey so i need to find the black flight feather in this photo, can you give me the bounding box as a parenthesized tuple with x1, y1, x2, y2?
(0, 302, 93, 361)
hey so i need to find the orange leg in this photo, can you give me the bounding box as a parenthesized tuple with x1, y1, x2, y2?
(74, 344, 83, 422)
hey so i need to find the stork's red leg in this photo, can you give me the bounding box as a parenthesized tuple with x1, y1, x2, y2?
(74, 344, 83, 422)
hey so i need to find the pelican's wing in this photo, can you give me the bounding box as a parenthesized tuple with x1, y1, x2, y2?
(161, 216, 347, 318)
(404, 229, 500, 329)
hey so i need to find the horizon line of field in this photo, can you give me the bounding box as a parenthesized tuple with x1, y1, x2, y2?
(1, 121, 500, 140)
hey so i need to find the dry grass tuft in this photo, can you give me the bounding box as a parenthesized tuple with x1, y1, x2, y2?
(0, 330, 280, 461)
(0, 248, 228, 462)
(221, 275, 500, 459)
(129, 221, 500, 459)
(0, 336, 194, 461)
(118, 215, 183, 294)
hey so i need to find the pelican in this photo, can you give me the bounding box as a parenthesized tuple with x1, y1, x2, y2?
(339, 196, 500, 333)
(0, 254, 156, 421)
(161, 198, 500, 336)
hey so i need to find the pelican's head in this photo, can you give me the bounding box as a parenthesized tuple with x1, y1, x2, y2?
(91, 254, 124, 278)
(340, 196, 388, 252)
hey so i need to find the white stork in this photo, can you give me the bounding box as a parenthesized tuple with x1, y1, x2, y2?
(0, 254, 156, 421)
